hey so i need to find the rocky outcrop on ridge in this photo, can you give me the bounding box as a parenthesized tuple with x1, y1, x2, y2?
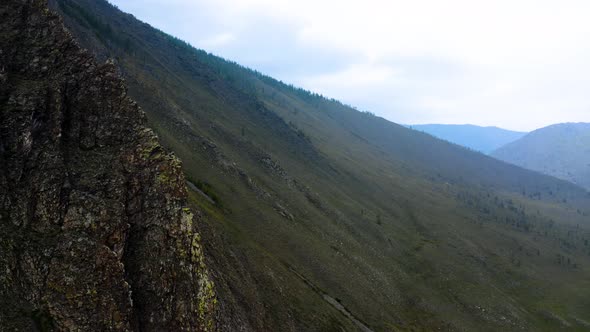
(0, 1, 217, 330)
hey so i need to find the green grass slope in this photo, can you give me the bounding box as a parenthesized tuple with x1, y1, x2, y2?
(50, 1, 590, 330)
(492, 123, 590, 191)
(409, 124, 526, 154)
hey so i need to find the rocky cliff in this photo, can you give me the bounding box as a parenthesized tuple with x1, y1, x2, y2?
(0, 0, 217, 330)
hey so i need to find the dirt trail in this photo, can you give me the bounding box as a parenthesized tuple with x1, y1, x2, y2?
(286, 265, 374, 332)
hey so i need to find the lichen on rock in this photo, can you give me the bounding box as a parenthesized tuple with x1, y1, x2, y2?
(0, 0, 217, 330)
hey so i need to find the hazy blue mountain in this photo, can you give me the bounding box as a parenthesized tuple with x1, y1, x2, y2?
(492, 122, 590, 190)
(409, 124, 527, 154)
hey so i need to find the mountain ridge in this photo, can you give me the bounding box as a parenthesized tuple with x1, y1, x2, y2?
(33, 0, 590, 330)
(409, 123, 527, 154)
(492, 122, 590, 190)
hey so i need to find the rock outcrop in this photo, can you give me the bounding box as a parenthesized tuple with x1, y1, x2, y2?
(0, 0, 217, 330)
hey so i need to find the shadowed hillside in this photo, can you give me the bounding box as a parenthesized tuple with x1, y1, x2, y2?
(49, 0, 590, 330)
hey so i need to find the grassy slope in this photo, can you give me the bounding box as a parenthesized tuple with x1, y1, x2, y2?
(51, 1, 590, 330)
(492, 123, 590, 190)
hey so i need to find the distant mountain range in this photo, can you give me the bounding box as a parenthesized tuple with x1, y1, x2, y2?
(492, 123, 590, 190)
(408, 124, 527, 154)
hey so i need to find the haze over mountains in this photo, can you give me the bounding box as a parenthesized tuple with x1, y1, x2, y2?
(410, 123, 590, 192)
(2, 0, 590, 331)
(493, 123, 590, 191)
(409, 124, 527, 154)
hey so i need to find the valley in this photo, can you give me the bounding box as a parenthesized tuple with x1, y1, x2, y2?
(1, 0, 589, 331)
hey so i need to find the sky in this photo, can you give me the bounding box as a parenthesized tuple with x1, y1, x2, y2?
(108, 0, 590, 131)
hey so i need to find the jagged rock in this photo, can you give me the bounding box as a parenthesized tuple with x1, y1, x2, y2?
(0, 0, 217, 330)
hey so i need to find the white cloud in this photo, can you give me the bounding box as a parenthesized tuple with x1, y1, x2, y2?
(300, 63, 398, 89)
(109, 0, 590, 131)
(198, 33, 236, 48)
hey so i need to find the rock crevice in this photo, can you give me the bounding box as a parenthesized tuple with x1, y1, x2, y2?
(0, 1, 217, 330)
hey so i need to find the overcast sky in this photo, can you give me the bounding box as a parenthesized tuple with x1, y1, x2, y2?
(109, 0, 590, 131)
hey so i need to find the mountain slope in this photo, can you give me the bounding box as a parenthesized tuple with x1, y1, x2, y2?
(0, 1, 217, 330)
(493, 123, 590, 190)
(50, 1, 590, 331)
(409, 124, 526, 154)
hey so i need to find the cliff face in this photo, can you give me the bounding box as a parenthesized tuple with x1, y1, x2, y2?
(0, 1, 217, 330)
